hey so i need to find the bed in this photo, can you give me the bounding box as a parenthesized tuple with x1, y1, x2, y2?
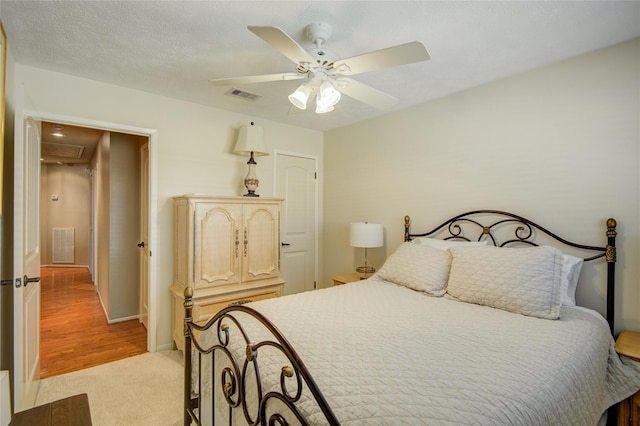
(182, 210, 640, 425)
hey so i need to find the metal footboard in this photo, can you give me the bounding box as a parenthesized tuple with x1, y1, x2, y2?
(183, 287, 340, 426)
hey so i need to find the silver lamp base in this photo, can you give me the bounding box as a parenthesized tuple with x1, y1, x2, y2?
(356, 265, 375, 279)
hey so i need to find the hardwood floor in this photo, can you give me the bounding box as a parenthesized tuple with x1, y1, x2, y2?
(40, 266, 147, 379)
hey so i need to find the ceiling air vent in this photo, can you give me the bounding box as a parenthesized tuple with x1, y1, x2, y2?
(42, 142, 85, 159)
(225, 88, 262, 102)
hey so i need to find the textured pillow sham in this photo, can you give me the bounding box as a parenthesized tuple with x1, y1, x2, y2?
(375, 242, 451, 296)
(447, 246, 563, 319)
(412, 237, 487, 250)
(560, 253, 584, 307)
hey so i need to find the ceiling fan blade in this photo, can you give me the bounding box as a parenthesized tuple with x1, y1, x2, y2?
(209, 73, 304, 86)
(337, 77, 399, 110)
(333, 41, 430, 76)
(248, 26, 317, 65)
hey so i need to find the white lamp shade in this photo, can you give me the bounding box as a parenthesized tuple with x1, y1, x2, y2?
(317, 81, 341, 108)
(350, 222, 384, 248)
(288, 84, 312, 110)
(233, 124, 268, 156)
(315, 102, 334, 114)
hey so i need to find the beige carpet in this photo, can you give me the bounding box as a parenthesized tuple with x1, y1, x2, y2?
(35, 350, 183, 426)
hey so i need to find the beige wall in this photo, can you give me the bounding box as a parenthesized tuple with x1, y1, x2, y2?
(108, 132, 142, 320)
(12, 63, 324, 349)
(324, 38, 640, 334)
(39, 164, 91, 266)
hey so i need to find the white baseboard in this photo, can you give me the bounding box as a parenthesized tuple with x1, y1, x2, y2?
(96, 289, 109, 321)
(107, 315, 139, 324)
(156, 343, 174, 352)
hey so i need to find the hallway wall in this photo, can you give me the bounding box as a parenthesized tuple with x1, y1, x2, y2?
(40, 164, 91, 266)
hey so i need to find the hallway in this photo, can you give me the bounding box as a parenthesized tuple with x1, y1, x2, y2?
(40, 267, 147, 378)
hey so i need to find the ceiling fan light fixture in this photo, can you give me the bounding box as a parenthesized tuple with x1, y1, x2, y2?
(315, 102, 334, 114)
(319, 81, 341, 107)
(288, 83, 312, 110)
(211, 25, 431, 115)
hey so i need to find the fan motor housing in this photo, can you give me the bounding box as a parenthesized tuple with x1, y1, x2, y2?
(305, 23, 332, 47)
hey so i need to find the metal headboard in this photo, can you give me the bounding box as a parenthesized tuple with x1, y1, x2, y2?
(403, 210, 617, 333)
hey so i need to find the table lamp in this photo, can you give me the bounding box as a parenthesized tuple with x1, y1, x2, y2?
(350, 222, 384, 278)
(233, 122, 269, 197)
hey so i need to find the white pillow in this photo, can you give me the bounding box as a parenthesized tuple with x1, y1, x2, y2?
(560, 253, 584, 307)
(447, 246, 563, 319)
(375, 242, 451, 296)
(412, 237, 487, 250)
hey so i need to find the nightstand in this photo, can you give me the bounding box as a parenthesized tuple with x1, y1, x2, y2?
(616, 330, 640, 426)
(332, 272, 362, 286)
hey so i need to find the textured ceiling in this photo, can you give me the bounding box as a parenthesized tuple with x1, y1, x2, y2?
(2, 1, 640, 132)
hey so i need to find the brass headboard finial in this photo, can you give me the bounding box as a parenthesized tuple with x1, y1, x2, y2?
(607, 218, 617, 237)
(606, 218, 617, 263)
(184, 286, 194, 299)
(404, 215, 411, 242)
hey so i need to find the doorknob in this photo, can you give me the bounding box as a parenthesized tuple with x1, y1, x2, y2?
(24, 275, 40, 287)
(281, 242, 291, 246)
(137, 241, 145, 248)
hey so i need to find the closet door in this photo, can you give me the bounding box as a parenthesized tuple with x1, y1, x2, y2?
(242, 203, 281, 283)
(275, 153, 317, 295)
(193, 202, 241, 289)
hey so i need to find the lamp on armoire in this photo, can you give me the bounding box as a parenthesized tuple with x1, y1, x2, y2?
(233, 122, 269, 197)
(350, 222, 384, 278)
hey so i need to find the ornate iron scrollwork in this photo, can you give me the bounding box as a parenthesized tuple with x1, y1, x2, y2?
(606, 245, 616, 263)
(183, 297, 340, 426)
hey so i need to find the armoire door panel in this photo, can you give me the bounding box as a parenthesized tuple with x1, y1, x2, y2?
(243, 204, 280, 282)
(195, 203, 241, 288)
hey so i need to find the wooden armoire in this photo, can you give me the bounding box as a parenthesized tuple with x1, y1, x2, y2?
(170, 195, 285, 351)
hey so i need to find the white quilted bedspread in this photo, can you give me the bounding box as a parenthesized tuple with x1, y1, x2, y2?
(198, 279, 640, 425)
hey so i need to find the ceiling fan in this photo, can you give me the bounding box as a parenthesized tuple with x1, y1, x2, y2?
(209, 23, 430, 114)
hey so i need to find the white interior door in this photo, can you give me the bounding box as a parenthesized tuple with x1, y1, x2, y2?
(13, 84, 42, 412)
(139, 142, 149, 329)
(275, 153, 317, 295)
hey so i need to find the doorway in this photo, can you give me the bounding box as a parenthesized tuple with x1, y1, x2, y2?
(32, 113, 158, 352)
(38, 121, 153, 375)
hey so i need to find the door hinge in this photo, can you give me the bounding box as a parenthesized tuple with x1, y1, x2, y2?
(314, 172, 317, 179)
(314, 281, 317, 289)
